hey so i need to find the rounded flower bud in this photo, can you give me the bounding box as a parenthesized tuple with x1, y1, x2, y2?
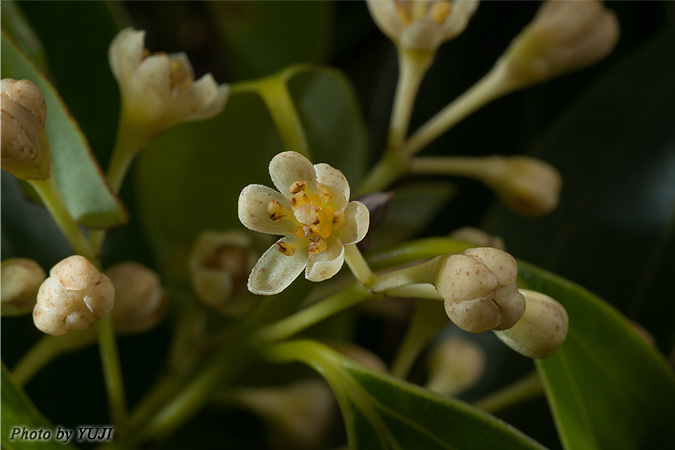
(483, 156, 562, 216)
(434, 247, 525, 333)
(426, 337, 485, 396)
(1, 258, 46, 316)
(106, 262, 167, 334)
(188, 231, 257, 310)
(33, 255, 114, 336)
(498, 0, 619, 89)
(494, 289, 568, 358)
(1, 79, 51, 180)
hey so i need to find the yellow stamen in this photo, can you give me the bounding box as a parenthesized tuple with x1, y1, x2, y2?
(290, 192, 310, 209)
(332, 210, 345, 231)
(294, 226, 305, 239)
(307, 240, 328, 254)
(268, 200, 286, 221)
(308, 193, 322, 207)
(317, 184, 334, 201)
(289, 180, 309, 194)
(274, 241, 296, 256)
(170, 61, 192, 93)
(430, 1, 452, 25)
(395, 1, 412, 26)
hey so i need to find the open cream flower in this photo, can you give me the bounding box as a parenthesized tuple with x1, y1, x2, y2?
(109, 28, 229, 135)
(367, 0, 479, 51)
(238, 152, 370, 295)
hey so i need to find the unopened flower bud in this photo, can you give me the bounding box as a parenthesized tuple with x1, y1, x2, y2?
(449, 227, 505, 250)
(106, 262, 167, 334)
(426, 337, 485, 396)
(483, 156, 562, 216)
(226, 380, 335, 450)
(1, 258, 46, 316)
(367, 0, 479, 51)
(494, 289, 568, 358)
(498, 0, 619, 89)
(327, 341, 388, 372)
(434, 247, 525, 333)
(189, 231, 257, 310)
(1, 79, 51, 179)
(33, 255, 114, 336)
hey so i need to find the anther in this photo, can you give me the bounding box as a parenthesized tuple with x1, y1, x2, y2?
(332, 211, 345, 231)
(268, 200, 286, 221)
(307, 240, 328, 254)
(289, 180, 308, 194)
(317, 184, 334, 201)
(274, 241, 296, 256)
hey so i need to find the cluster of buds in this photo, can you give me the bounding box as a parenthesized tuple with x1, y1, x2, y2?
(1, 78, 51, 180)
(33, 256, 114, 336)
(1, 258, 46, 316)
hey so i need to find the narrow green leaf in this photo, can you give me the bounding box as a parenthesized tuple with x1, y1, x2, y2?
(1, 364, 78, 449)
(1, 33, 127, 229)
(269, 340, 546, 450)
(517, 263, 675, 450)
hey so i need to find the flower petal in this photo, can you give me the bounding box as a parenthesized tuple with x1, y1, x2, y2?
(179, 74, 229, 122)
(314, 163, 349, 210)
(126, 53, 173, 120)
(248, 237, 307, 295)
(338, 201, 370, 245)
(238, 185, 295, 235)
(269, 151, 317, 195)
(305, 239, 344, 282)
(109, 28, 145, 89)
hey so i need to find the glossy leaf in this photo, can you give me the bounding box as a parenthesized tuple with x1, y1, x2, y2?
(135, 65, 368, 282)
(208, 1, 333, 80)
(268, 340, 546, 450)
(517, 262, 675, 450)
(1, 364, 78, 449)
(1, 34, 127, 228)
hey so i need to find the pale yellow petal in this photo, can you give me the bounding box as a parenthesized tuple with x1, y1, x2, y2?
(248, 237, 307, 295)
(305, 239, 344, 282)
(238, 185, 295, 235)
(337, 201, 370, 245)
(269, 151, 318, 195)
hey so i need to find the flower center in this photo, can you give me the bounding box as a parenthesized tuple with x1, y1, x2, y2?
(267, 180, 345, 256)
(394, 1, 452, 27)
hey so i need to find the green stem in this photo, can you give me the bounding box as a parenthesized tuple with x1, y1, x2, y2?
(344, 244, 375, 286)
(354, 148, 409, 197)
(242, 76, 311, 158)
(366, 237, 473, 270)
(402, 63, 514, 158)
(390, 300, 449, 379)
(259, 283, 372, 343)
(388, 48, 435, 149)
(409, 155, 504, 182)
(29, 177, 96, 261)
(369, 257, 440, 293)
(12, 330, 96, 386)
(96, 315, 127, 436)
(473, 370, 544, 413)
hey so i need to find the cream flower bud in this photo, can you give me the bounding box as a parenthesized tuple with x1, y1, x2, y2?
(33, 255, 114, 336)
(1, 258, 46, 316)
(367, 0, 479, 51)
(426, 337, 485, 396)
(226, 380, 335, 450)
(108, 28, 229, 136)
(1, 79, 51, 180)
(498, 0, 619, 89)
(494, 289, 568, 358)
(483, 156, 562, 216)
(449, 227, 505, 250)
(434, 248, 525, 333)
(188, 231, 257, 309)
(106, 262, 167, 334)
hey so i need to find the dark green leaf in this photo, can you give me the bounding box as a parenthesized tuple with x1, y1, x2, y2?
(517, 263, 675, 450)
(269, 340, 546, 450)
(1, 364, 78, 449)
(1, 34, 127, 228)
(208, 1, 333, 80)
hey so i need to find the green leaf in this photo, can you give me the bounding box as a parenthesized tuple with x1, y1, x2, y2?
(135, 65, 368, 282)
(267, 340, 546, 450)
(1, 364, 78, 449)
(517, 262, 675, 450)
(1, 33, 127, 228)
(208, 1, 333, 80)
